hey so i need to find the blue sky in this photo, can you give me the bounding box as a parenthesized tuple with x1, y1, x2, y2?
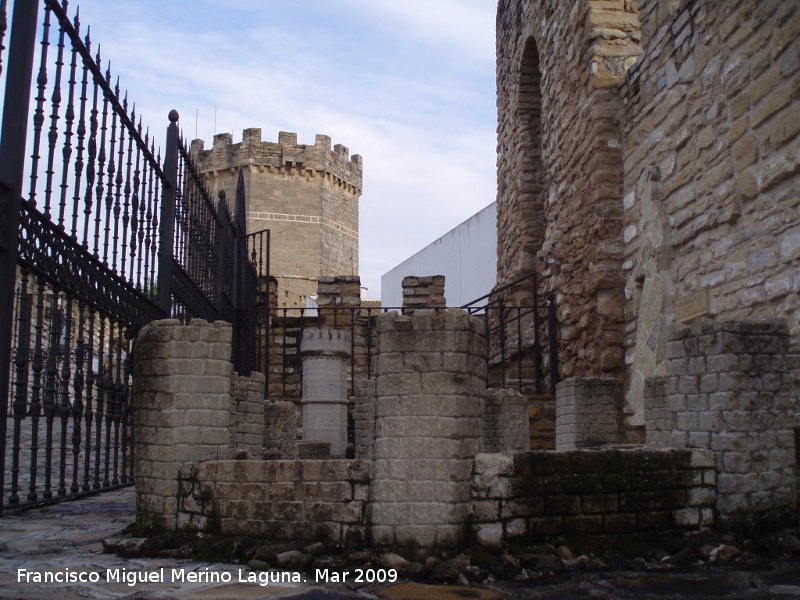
(52, 0, 498, 298)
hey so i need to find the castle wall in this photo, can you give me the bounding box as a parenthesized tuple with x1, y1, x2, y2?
(621, 0, 800, 427)
(495, 0, 642, 385)
(191, 130, 362, 308)
(320, 173, 359, 278)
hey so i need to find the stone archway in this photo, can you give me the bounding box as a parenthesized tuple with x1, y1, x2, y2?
(516, 36, 546, 277)
(496, 33, 547, 286)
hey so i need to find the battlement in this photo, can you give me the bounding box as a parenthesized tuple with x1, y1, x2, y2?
(191, 128, 363, 192)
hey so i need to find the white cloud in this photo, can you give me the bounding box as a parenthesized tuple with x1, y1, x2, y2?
(341, 0, 496, 63)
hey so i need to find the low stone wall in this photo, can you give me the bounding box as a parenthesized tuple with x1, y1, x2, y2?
(134, 316, 797, 554)
(177, 459, 370, 546)
(471, 449, 716, 548)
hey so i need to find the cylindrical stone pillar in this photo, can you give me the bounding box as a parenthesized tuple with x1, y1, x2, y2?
(300, 328, 351, 457)
(370, 309, 485, 555)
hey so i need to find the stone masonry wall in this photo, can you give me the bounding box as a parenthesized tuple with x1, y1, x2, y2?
(555, 378, 620, 451)
(176, 459, 370, 546)
(644, 318, 798, 527)
(643, 376, 670, 449)
(482, 388, 529, 453)
(471, 449, 716, 548)
(528, 392, 556, 451)
(263, 400, 297, 459)
(317, 275, 361, 327)
(229, 372, 266, 456)
(133, 320, 233, 528)
(621, 1, 800, 428)
(351, 376, 376, 461)
(370, 309, 485, 554)
(317, 275, 378, 393)
(401, 275, 446, 314)
(267, 316, 310, 399)
(191, 130, 362, 308)
(265, 276, 378, 411)
(496, 0, 641, 383)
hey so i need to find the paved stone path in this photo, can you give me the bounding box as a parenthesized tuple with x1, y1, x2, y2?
(0, 487, 324, 599)
(1, 487, 798, 599)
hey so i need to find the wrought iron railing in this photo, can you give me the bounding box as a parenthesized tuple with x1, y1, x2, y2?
(0, 0, 268, 514)
(462, 271, 559, 396)
(263, 276, 559, 401)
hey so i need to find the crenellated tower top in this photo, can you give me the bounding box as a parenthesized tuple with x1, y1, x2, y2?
(190, 128, 363, 309)
(191, 129, 363, 194)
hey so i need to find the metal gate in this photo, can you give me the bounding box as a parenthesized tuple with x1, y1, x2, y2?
(0, 0, 269, 514)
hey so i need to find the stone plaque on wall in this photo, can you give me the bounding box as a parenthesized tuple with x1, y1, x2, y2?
(675, 288, 709, 323)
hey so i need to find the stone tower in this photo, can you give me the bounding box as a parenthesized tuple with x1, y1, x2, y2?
(191, 129, 363, 307)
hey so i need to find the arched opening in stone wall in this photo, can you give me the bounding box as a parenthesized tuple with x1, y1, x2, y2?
(487, 35, 557, 403)
(517, 36, 546, 273)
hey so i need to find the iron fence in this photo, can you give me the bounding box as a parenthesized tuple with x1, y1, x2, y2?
(462, 271, 560, 396)
(0, 0, 268, 514)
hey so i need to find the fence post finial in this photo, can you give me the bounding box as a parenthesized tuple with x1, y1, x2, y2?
(156, 110, 179, 315)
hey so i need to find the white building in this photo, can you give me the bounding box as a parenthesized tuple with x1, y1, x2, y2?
(381, 202, 497, 308)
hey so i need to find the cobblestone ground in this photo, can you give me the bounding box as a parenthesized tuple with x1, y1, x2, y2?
(0, 487, 798, 599)
(0, 488, 322, 599)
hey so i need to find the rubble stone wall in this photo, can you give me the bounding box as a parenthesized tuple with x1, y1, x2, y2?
(471, 449, 716, 548)
(528, 392, 556, 450)
(495, 0, 641, 384)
